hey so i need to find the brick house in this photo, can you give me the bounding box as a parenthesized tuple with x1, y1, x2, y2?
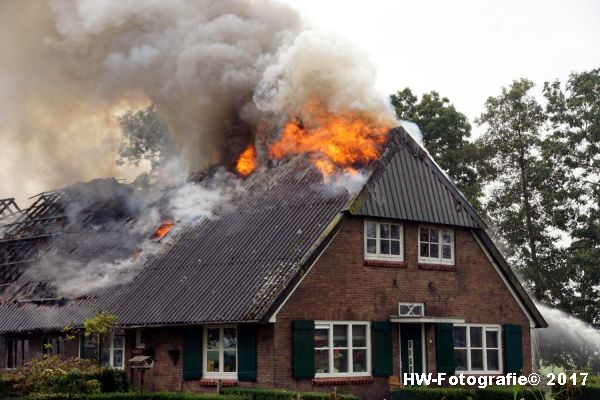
(0, 127, 546, 398)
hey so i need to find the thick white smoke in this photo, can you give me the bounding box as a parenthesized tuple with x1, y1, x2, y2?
(0, 0, 395, 202)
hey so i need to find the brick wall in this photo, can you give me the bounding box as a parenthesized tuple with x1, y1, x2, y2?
(271, 216, 533, 398)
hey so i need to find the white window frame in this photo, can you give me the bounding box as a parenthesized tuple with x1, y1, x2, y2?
(364, 220, 404, 261)
(398, 302, 425, 317)
(314, 321, 371, 378)
(418, 225, 455, 265)
(203, 325, 238, 379)
(135, 328, 145, 349)
(78, 329, 125, 369)
(453, 324, 502, 374)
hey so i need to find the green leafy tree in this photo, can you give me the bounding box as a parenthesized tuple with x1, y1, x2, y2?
(475, 79, 568, 302)
(391, 88, 482, 207)
(117, 104, 170, 173)
(83, 311, 119, 365)
(544, 68, 600, 326)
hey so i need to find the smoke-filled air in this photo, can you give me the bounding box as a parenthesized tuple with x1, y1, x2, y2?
(0, 0, 395, 201)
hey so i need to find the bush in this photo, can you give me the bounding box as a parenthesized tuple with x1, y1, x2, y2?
(21, 393, 249, 400)
(474, 387, 545, 400)
(222, 387, 358, 400)
(391, 387, 476, 400)
(553, 383, 600, 400)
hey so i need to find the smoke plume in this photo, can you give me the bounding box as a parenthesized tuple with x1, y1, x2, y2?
(0, 0, 395, 203)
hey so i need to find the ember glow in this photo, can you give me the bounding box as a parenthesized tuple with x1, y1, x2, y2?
(268, 103, 390, 176)
(152, 220, 175, 240)
(236, 145, 257, 177)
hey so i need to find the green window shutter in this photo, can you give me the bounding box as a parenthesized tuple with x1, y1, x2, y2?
(436, 323, 455, 375)
(292, 320, 315, 379)
(503, 324, 523, 374)
(238, 324, 257, 382)
(371, 321, 393, 377)
(182, 328, 202, 381)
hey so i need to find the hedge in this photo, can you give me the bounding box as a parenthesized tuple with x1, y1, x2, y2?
(222, 387, 359, 400)
(391, 387, 545, 400)
(19, 393, 249, 400)
(552, 383, 600, 400)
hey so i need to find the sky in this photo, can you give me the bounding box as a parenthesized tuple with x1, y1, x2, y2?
(283, 0, 600, 134)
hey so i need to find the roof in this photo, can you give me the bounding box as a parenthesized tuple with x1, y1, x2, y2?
(0, 127, 547, 332)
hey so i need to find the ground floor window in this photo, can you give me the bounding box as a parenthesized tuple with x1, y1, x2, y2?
(6, 338, 29, 369)
(314, 322, 370, 377)
(81, 329, 125, 369)
(42, 336, 61, 357)
(454, 325, 501, 373)
(204, 325, 237, 378)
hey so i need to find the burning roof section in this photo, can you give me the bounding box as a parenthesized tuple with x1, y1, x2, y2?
(0, 127, 546, 332)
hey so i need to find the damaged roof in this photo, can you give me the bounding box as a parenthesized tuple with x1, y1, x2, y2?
(0, 127, 547, 332)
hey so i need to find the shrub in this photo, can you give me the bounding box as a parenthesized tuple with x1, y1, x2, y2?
(474, 387, 545, 400)
(22, 393, 249, 400)
(553, 383, 600, 400)
(222, 387, 358, 400)
(391, 387, 476, 400)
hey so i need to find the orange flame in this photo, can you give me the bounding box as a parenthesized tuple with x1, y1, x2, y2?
(268, 102, 389, 176)
(236, 145, 257, 177)
(152, 219, 174, 240)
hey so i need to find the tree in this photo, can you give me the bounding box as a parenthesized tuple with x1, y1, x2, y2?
(544, 68, 600, 327)
(391, 88, 482, 207)
(475, 79, 567, 303)
(117, 105, 170, 172)
(82, 311, 119, 365)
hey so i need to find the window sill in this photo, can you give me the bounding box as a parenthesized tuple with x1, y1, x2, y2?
(364, 259, 407, 268)
(312, 376, 374, 386)
(418, 263, 458, 272)
(199, 379, 239, 387)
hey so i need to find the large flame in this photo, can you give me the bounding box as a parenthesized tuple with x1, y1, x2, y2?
(236, 145, 257, 177)
(268, 102, 390, 176)
(152, 219, 174, 240)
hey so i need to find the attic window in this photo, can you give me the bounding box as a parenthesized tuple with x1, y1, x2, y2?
(418, 226, 454, 265)
(364, 221, 404, 261)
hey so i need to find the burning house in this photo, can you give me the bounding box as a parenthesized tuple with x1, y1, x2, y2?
(0, 126, 546, 398)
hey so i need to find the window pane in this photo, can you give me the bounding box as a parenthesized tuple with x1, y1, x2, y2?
(487, 349, 499, 371)
(100, 348, 110, 367)
(207, 328, 220, 349)
(430, 229, 439, 243)
(207, 350, 220, 372)
(453, 327, 466, 347)
(391, 224, 400, 239)
(430, 243, 439, 258)
(352, 325, 367, 347)
(224, 328, 237, 349)
(352, 349, 367, 372)
(420, 243, 429, 258)
(114, 335, 124, 349)
(113, 350, 123, 368)
(419, 228, 429, 242)
(315, 328, 329, 348)
(380, 224, 390, 239)
(442, 245, 452, 259)
(454, 349, 467, 370)
(224, 350, 236, 372)
(366, 239, 376, 254)
(471, 349, 484, 370)
(333, 325, 347, 347)
(391, 240, 400, 255)
(486, 330, 498, 348)
(470, 327, 483, 348)
(442, 230, 452, 244)
(366, 222, 376, 238)
(380, 240, 390, 254)
(333, 349, 348, 372)
(315, 350, 329, 373)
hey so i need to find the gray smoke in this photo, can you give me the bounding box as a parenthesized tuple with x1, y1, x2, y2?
(0, 0, 395, 203)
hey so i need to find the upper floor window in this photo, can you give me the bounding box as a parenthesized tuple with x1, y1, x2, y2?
(454, 325, 502, 373)
(204, 325, 237, 378)
(314, 322, 371, 377)
(419, 226, 454, 264)
(364, 221, 403, 261)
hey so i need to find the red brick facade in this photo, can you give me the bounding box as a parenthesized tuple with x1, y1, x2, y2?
(0, 216, 535, 399)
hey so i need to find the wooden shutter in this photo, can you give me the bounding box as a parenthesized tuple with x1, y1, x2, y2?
(435, 323, 455, 374)
(238, 324, 257, 382)
(371, 321, 393, 377)
(292, 320, 315, 379)
(503, 324, 523, 374)
(182, 328, 202, 381)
